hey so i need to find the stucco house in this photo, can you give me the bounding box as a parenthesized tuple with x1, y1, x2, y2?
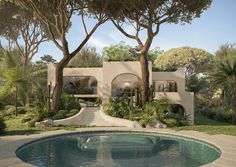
(48, 61, 194, 124)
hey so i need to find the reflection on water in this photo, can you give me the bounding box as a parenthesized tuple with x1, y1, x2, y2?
(16, 133, 220, 167)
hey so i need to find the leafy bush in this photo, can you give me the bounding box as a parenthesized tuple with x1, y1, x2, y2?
(4, 106, 28, 115)
(163, 118, 179, 127)
(17, 107, 27, 114)
(200, 107, 234, 123)
(52, 109, 79, 120)
(104, 94, 189, 127)
(104, 94, 131, 118)
(53, 110, 67, 120)
(139, 99, 170, 126)
(0, 116, 6, 134)
(5, 106, 15, 116)
(65, 109, 79, 118)
(95, 98, 102, 106)
(60, 92, 81, 111)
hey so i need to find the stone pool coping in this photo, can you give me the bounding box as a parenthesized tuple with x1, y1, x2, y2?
(0, 127, 236, 167)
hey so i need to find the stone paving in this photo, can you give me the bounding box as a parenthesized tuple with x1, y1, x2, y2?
(0, 127, 236, 167)
(77, 107, 114, 126)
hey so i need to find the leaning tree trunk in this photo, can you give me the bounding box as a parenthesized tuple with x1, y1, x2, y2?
(51, 54, 70, 112)
(51, 64, 64, 112)
(140, 53, 150, 109)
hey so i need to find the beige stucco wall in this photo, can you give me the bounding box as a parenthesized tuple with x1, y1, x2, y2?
(152, 68, 194, 124)
(47, 64, 103, 98)
(102, 61, 152, 103)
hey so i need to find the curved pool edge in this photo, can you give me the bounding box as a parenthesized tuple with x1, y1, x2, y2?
(0, 127, 236, 167)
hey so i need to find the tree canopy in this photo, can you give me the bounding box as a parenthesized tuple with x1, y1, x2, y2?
(154, 47, 213, 76)
(102, 42, 163, 62)
(68, 45, 102, 67)
(0, 1, 48, 66)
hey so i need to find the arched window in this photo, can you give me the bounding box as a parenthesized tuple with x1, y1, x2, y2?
(63, 76, 97, 94)
(111, 73, 141, 97)
(153, 80, 177, 92)
(170, 104, 185, 115)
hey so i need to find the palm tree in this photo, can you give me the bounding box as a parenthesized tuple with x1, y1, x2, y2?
(0, 51, 26, 115)
(0, 51, 47, 115)
(210, 55, 236, 124)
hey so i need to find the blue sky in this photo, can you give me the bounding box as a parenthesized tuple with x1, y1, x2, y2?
(33, 0, 236, 61)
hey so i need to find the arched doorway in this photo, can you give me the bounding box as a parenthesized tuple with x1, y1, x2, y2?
(111, 73, 141, 97)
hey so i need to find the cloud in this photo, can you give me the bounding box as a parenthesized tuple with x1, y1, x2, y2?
(88, 37, 110, 52)
(108, 25, 136, 43)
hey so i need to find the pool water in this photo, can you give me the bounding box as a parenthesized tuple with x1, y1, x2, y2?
(16, 132, 220, 167)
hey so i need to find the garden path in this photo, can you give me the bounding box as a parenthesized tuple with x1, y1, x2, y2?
(78, 107, 114, 126)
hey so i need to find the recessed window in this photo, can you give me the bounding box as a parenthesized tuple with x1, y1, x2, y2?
(63, 76, 97, 94)
(153, 80, 177, 92)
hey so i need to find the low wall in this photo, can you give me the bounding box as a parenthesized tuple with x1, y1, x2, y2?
(53, 107, 86, 126)
(99, 107, 142, 128)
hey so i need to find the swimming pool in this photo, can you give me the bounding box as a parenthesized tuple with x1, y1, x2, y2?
(16, 132, 220, 167)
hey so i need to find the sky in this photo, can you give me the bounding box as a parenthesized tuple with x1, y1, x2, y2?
(19, 0, 236, 61)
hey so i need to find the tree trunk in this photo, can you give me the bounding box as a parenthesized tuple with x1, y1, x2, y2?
(140, 53, 150, 109)
(51, 64, 63, 112)
(51, 54, 70, 112)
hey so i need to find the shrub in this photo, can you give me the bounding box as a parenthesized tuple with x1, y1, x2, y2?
(104, 94, 131, 118)
(163, 118, 179, 127)
(60, 92, 81, 111)
(139, 99, 170, 127)
(201, 107, 233, 123)
(26, 120, 36, 127)
(5, 106, 16, 115)
(66, 109, 79, 118)
(52, 110, 67, 120)
(95, 98, 102, 106)
(17, 107, 27, 114)
(0, 116, 6, 134)
(66, 101, 81, 111)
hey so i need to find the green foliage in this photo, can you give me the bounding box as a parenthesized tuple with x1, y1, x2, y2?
(0, 50, 47, 110)
(210, 54, 236, 119)
(59, 92, 81, 111)
(0, 116, 6, 134)
(104, 93, 131, 118)
(139, 99, 189, 127)
(215, 43, 236, 61)
(68, 45, 102, 67)
(139, 99, 170, 126)
(0, 51, 27, 108)
(102, 42, 138, 61)
(102, 42, 162, 62)
(200, 108, 234, 123)
(52, 109, 79, 120)
(40, 55, 56, 64)
(147, 47, 164, 63)
(52, 110, 68, 120)
(154, 47, 213, 76)
(105, 95, 188, 127)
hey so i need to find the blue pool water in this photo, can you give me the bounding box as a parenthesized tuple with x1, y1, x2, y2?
(16, 132, 220, 167)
